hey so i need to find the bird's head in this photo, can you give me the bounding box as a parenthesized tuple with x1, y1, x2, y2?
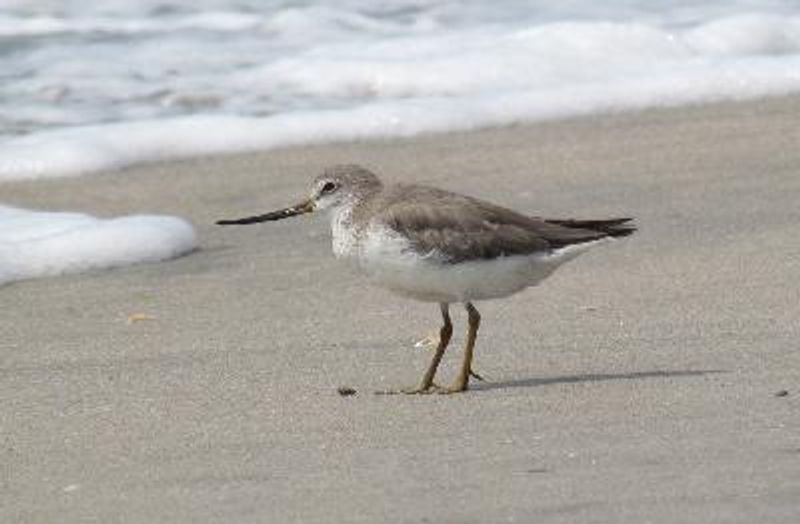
(216, 164, 382, 226)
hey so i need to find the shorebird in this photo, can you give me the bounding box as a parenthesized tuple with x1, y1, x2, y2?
(218, 165, 635, 394)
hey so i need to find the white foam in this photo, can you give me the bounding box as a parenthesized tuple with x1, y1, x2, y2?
(1, 3, 800, 179)
(0, 11, 263, 36)
(0, 205, 197, 285)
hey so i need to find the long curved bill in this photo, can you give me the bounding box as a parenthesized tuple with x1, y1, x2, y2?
(216, 199, 314, 225)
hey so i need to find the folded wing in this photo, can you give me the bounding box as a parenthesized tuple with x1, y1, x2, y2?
(373, 186, 633, 264)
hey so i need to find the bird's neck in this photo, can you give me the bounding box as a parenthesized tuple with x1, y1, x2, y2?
(329, 199, 360, 259)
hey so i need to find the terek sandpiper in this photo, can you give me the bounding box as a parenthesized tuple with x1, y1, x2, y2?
(218, 165, 635, 394)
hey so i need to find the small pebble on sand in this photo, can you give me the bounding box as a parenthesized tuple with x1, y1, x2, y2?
(337, 386, 357, 397)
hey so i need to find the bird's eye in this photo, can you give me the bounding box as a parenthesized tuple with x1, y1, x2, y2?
(321, 182, 337, 194)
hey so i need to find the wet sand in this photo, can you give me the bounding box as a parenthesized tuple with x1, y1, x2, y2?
(2, 95, 800, 522)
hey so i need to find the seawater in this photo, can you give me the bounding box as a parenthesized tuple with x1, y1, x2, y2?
(1, 0, 799, 179)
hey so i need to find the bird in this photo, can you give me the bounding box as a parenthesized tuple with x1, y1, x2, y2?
(217, 164, 635, 394)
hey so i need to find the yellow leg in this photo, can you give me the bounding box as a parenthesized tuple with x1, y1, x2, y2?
(440, 302, 480, 394)
(416, 303, 453, 391)
(414, 332, 486, 382)
(379, 303, 453, 394)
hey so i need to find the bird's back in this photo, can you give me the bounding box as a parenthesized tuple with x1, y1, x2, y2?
(356, 183, 632, 264)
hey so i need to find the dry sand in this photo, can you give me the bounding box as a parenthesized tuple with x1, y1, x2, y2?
(2, 96, 799, 523)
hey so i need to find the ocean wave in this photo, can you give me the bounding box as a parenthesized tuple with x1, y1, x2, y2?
(0, 2, 799, 179)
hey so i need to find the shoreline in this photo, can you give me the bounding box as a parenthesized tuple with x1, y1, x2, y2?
(2, 91, 799, 187)
(3, 95, 799, 523)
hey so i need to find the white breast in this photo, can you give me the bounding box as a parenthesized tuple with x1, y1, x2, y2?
(330, 205, 359, 259)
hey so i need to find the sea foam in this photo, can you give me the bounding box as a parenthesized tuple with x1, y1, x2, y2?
(0, 205, 197, 285)
(0, 3, 799, 180)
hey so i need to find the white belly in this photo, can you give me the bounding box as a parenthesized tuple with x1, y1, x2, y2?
(352, 226, 606, 303)
(366, 253, 556, 302)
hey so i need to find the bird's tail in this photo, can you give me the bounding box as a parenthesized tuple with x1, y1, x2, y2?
(546, 217, 636, 238)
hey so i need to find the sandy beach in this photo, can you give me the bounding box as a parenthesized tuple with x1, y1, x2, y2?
(2, 96, 799, 522)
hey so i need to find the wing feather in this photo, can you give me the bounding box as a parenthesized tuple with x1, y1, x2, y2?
(370, 185, 608, 263)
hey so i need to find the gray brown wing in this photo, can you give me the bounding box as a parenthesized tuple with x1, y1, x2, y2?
(371, 186, 608, 263)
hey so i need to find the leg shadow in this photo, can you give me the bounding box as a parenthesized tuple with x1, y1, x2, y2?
(472, 369, 726, 392)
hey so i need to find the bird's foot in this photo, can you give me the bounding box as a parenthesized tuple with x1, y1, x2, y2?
(376, 382, 444, 395)
(469, 369, 487, 382)
(376, 381, 471, 395)
(413, 335, 488, 383)
(434, 381, 469, 394)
